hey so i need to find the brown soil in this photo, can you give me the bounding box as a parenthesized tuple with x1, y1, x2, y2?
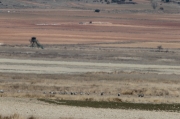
(0, 1, 180, 45)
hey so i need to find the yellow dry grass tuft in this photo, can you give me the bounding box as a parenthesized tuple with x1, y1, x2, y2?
(0, 114, 39, 119)
(0, 114, 75, 119)
(0, 114, 23, 119)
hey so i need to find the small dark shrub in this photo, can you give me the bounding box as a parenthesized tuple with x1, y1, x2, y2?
(157, 45, 163, 52)
(94, 9, 100, 12)
(159, 7, 164, 10)
(107, 1, 110, 4)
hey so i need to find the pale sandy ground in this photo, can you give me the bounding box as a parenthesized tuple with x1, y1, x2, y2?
(0, 58, 180, 74)
(0, 97, 180, 119)
(1, 58, 180, 118)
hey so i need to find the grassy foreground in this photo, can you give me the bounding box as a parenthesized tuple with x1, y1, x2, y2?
(0, 114, 72, 119)
(39, 99, 180, 112)
(0, 114, 36, 119)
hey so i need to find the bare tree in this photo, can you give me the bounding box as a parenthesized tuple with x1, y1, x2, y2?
(151, 0, 158, 9)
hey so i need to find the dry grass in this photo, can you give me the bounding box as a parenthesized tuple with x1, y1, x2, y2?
(0, 114, 24, 119)
(0, 73, 180, 103)
(0, 114, 74, 119)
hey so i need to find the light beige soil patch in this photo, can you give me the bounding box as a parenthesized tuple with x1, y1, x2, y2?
(0, 97, 180, 119)
(0, 58, 180, 74)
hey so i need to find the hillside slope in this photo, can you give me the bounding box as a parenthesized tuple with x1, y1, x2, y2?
(0, 0, 68, 9)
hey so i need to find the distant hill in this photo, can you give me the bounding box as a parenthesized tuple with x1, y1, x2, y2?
(0, 0, 150, 9)
(0, 0, 68, 9)
(0, 0, 179, 14)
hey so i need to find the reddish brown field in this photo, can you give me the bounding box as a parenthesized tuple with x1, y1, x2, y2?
(0, 2, 180, 45)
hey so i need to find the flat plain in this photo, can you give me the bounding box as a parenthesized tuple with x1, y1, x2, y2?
(0, 0, 180, 119)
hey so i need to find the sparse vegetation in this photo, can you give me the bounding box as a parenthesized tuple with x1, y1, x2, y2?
(157, 45, 163, 52)
(94, 9, 100, 12)
(159, 7, 164, 10)
(107, 1, 110, 4)
(151, 0, 158, 9)
(29, 37, 44, 49)
(0, 114, 73, 119)
(0, 72, 180, 103)
(39, 99, 180, 112)
(0, 114, 36, 119)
